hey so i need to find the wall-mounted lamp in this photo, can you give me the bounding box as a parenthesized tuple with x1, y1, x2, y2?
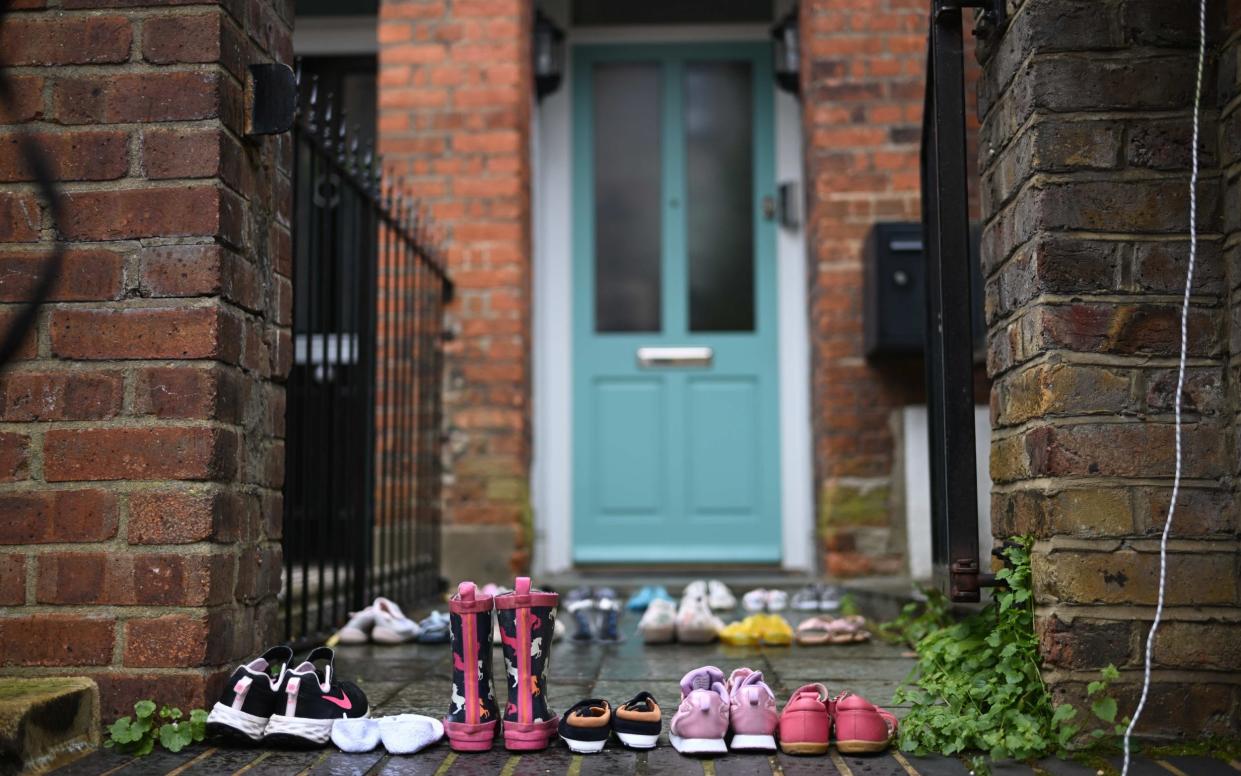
(771, 7, 800, 96)
(534, 11, 565, 100)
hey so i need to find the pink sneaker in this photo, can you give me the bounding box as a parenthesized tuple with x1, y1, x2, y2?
(777, 683, 831, 756)
(833, 692, 897, 754)
(668, 666, 729, 755)
(725, 668, 777, 752)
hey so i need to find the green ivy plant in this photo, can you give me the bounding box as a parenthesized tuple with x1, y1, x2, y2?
(890, 538, 1123, 772)
(105, 700, 208, 756)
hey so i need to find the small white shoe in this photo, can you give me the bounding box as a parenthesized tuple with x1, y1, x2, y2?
(767, 589, 789, 612)
(741, 588, 769, 613)
(706, 580, 736, 611)
(336, 607, 376, 644)
(371, 597, 420, 644)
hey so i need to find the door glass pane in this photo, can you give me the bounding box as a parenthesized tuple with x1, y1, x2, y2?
(594, 62, 662, 333)
(685, 61, 755, 332)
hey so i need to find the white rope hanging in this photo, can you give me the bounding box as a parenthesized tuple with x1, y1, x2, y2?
(1121, 0, 1207, 772)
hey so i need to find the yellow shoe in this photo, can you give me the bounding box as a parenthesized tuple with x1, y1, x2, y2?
(756, 614, 793, 646)
(719, 616, 761, 646)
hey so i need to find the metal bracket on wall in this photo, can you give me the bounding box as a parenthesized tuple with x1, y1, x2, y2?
(935, 0, 1007, 40)
(245, 63, 297, 136)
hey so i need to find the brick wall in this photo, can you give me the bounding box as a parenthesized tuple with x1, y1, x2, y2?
(377, 0, 534, 581)
(0, 0, 292, 719)
(800, 0, 983, 576)
(981, 0, 1240, 736)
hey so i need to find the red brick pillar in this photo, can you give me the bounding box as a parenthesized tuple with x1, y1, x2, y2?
(0, 0, 292, 719)
(378, 0, 534, 581)
(982, 0, 1239, 735)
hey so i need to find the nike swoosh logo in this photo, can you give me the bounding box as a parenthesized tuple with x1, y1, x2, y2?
(323, 690, 352, 710)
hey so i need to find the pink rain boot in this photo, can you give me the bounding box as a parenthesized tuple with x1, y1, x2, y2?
(495, 577, 560, 751)
(444, 582, 500, 752)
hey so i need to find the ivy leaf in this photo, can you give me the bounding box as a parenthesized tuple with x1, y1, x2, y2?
(189, 709, 208, 742)
(1101, 664, 1120, 681)
(134, 735, 156, 757)
(107, 717, 135, 744)
(134, 700, 157, 719)
(159, 722, 193, 753)
(1052, 704, 1077, 724)
(1092, 697, 1118, 724)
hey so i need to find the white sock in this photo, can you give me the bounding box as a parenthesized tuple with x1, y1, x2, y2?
(378, 714, 445, 755)
(331, 717, 380, 753)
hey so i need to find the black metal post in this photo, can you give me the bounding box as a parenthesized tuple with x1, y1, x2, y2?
(922, 0, 982, 602)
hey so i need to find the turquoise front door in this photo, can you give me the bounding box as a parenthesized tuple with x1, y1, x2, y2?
(571, 42, 782, 564)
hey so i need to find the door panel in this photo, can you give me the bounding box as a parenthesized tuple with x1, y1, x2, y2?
(686, 378, 759, 515)
(594, 379, 664, 515)
(572, 42, 780, 564)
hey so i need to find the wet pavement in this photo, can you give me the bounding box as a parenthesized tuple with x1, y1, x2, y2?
(49, 610, 1224, 775)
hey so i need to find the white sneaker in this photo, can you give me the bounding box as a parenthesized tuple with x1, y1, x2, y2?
(371, 597, 420, 644)
(676, 594, 722, 643)
(639, 598, 677, 643)
(741, 588, 769, 613)
(336, 607, 376, 644)
(707, 580, 736, 611)
(767, 589, 789, 612)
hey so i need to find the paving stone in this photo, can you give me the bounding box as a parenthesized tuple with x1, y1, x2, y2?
(306, 749, 388, 775)
(987, 761, 1035, 775)
(373, 747, 453, 776)
(835, 753, 910, 775)
(1159, 755, 1239, 776)
(896, 752, 971, 775)
(113, 746, 206, 774)
(50, 750, 132, 775)
(579, 749, 635, 775)
(779, 658, 916, 683)
(1107, 756, 1176, 776)
(1034, 757, 1099, 776)
(244, 748, 330, 774)
(446, 750, 518, 776)
(713, 752, 776, 775)
(777, 752, 843, 776)
(512, 745, 575, 775)
(177, 745, 269, 773)
(644, 744, 702, 775)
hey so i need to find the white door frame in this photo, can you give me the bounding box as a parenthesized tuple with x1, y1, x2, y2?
(531, 24, 815, 574)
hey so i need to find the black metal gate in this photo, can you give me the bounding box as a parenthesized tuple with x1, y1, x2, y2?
(284, 76, 452, 645)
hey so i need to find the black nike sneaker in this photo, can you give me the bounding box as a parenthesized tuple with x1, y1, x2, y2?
(206, 645, 293, 741)
(264, 646, 369, 746)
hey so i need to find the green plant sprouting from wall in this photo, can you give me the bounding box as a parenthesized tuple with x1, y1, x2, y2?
(105, 700, 208, 756)
(888, 538, 1124, 772)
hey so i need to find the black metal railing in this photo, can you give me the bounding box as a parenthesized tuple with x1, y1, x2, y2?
(920, 0, 1004, 602)
(284, 73, 452, 645)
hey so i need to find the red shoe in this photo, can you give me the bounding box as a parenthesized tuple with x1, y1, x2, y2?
(833, 692, 897, 754)
(777, 683, 831, 755)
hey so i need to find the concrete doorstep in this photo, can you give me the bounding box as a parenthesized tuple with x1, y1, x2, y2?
(0, 677, 100, 775)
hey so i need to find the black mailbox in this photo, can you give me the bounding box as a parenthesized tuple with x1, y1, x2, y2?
(863, 221, 984, 359)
